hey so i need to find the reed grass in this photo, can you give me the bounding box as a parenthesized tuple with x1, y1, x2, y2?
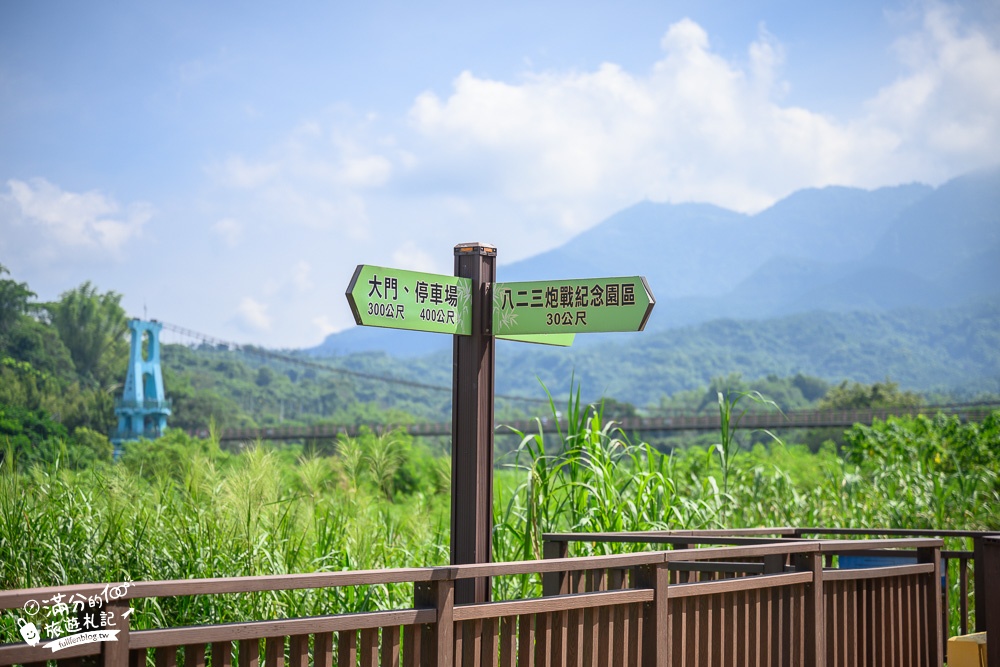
(0, 388, 997, 640)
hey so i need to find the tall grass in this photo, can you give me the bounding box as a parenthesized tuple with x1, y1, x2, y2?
(492, 382, 1000, 601)
(1, 387, 998, 639)
(0, 430, 450, 641)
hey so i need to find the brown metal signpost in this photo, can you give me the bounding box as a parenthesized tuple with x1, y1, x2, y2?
(451, 242, 496, 604)
(346, 242, 653, 605)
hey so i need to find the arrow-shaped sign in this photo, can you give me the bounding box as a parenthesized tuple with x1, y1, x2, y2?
(492, 276, 654, 334)
(346, 265, 473, 335)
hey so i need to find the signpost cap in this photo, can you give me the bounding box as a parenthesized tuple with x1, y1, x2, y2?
(454, 242, 497, 256)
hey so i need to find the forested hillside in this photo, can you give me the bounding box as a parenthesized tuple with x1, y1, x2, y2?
(342, 297, 1000, 409)
(0, 263, 444, 456)
(3, 256, 999, 469)
(492, 298, 1000, 405)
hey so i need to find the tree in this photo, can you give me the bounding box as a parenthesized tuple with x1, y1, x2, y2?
(817, 379, 922, 410)
(44, 282, 129, 388)
(791, 373, 830, 403)
(697, 374, 749, 413)
(0, 401, 69, 469)
(595, 397, 638, 420)
(4, 318, 75, 382)
(0, 263, 35, 342)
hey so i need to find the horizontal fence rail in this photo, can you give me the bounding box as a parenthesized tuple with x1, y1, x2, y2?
(546, 527, 1000, 666)
(793, 526, 1000, 645)
(195, 404, 1000, 442)
(1, 537, 964, 667)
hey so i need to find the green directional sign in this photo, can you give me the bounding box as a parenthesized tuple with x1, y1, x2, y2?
(492, 276, 655, 335)
(346, 265, 472, 335)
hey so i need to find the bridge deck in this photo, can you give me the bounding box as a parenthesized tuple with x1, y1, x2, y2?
(203, 404, 998, 442)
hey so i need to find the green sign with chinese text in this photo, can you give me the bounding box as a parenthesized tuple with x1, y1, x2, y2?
(346, 265, 472, 335)
(492, 277, 654, 335)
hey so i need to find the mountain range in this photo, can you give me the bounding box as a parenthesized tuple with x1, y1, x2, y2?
(313, 166, 1000, 361)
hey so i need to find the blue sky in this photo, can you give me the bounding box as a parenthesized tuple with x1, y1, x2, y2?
(2, 1, 998, 348)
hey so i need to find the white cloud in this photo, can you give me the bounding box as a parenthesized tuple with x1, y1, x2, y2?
(407, 19, 847, 218)
(312, 315, 339, 337)
(215, 157, 279, 189)
(206, 114, 394, 237)
(185, 6, 1000, 348)
(859, 4, 1000, 181)
(234, 296, 271, 332)
(390, 241, 439, 273)
(337, 154, 392, 188)
(0, 178, 151, 264)
(406, 10, 1000, 220)
(212, 217, 244, 246)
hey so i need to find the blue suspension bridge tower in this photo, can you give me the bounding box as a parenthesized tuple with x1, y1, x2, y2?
(113, 319, 171, 446)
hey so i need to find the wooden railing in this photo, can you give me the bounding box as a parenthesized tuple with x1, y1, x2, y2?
(545, 529, 1000, 666)
(0, 538, 950, 667)
(792, 527, 1000, 639)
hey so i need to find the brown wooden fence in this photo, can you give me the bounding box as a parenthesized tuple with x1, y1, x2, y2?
(0, 537, 950, 667)
(792, 527, 997, 636)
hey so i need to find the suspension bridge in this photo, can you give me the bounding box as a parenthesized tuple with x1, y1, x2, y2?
(151, 321, 998, 444)
(193, 403, 998, 442)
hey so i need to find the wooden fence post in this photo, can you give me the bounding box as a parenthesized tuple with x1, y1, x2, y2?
(542, 539, 569, 597)
(415, 579, 454, 667)
(974, 535, 986, 633)
(794, 550, 825, 667)
(918, 545, 944, 667)
(102, 599, 131, 667)
(983, 536, 1000, 667)
(637, 562, 669, 667)
(763, 554, 786, 574)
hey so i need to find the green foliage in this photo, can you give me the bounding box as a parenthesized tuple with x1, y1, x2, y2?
(792, 373, 831, 402)
(495, 300, 1000, 407)
(0, 378, 997, 639)
(0, 402, 115, 471)
(364, 431, 404, 501)
(495, 380, 689, 583)
(0, 263, 36, 340)
(0, 267, 997, 636)
(0, 277, 133, 439)
(710, 388, 783, 522)
(119, 428, 232, 482)
(0, 435, 451, 637)
(159, 344, 434, 433)
(69, 427, 114, 466)
(0, 269, 456, 449)
(3, 317, 76, 382)
(0, 402, 68, 470)
(492, 381, 1000, 599)
(819, 378, 923, 410)
(328, 429, 443, 501)
(44, 281, 128, 389)
(839, 412, 1000, 528)
(0, 356, 52, 412)
(656, 373, 827, 415)
(595, 397, 637, 419)
(164, 370, 251, 431)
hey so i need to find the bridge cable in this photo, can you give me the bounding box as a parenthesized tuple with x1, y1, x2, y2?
(158, 321, 550, 404)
